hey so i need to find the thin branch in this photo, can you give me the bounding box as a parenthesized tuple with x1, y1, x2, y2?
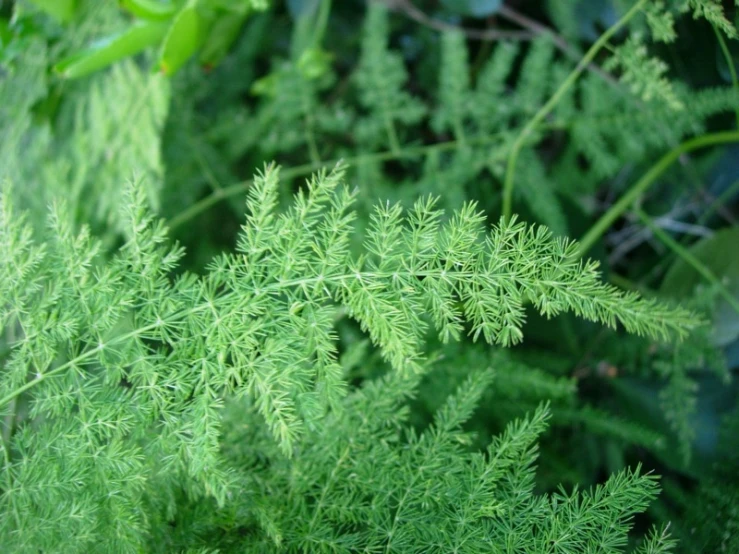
(503, 0, 649, 221)
(498, 4, 619, 85)
(637, 207, 739, 317)
(382, 0, 535, 41)
(650, 217, 713, 238)
(577, 130, 739, 257)
(497, 6, 571, 57)
(606, 206, 712, 266)
(497, 5, 617, 85)
(385, 1, 618, 85)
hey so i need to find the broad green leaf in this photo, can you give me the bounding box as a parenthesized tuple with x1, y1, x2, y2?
(120, 0, 179, 21)
(158, 3, 209, 75)
(54, 21, 169, 79)
(210, 0, 255, 14)
(0, 19, 12, 47)
(199, 9, 249, 67)
(27, 0, 77, 23)
(661, 227, 739, 346)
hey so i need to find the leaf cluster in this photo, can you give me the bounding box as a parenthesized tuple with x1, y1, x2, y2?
(1, 0, 737, 552)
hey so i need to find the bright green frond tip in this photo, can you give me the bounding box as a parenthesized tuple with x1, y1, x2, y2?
(1, 164, 700, 452)
(684, 0, 739, 39)
(0, 164, 700, 550)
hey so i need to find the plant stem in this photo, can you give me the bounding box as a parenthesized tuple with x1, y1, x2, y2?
(714, 26, 739, 129)
(497, 5, 617, 85)
(311, 0, 332, 49)
(635, 208, 739, 316)
(388, 0, 534, 41)
(501, 0, 647, 221)
(576, 130, 739, 257)
(168, 129, 547, 230)
(698, 179, 739, 226)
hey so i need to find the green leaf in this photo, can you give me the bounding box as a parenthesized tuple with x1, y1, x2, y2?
(158, 3, 209, 75)
(119, 0, 179, 21)
(212, 0, 268, 13)
(645, 1, 677, 43)
(0, 18, 12, 47)
(26, 0, 77, 23)
(250, 71, 279, 96)
(199, 9, 249, 67)
(440, 0, 502, 17)
(686, 0, 738, 39)
(54, 21, 169, 79)
(661, 227, 739, 346)
(296, 47, 332, 80)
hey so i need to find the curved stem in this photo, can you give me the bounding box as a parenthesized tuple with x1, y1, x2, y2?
(167, 129, 542, 230)
(388, 0, 534, 41)
(576, 131, 739, 257)
(501, 0, 647, 221)
(168, 161, 321, 230)
(311, 0, 332, 49)
(0, 321, 151, 410)
(714, 26, 739, 129)
(497, 5, 617, 85)
(636, 208, 739, 316)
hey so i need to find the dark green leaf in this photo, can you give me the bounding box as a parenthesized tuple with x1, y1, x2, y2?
(199, 10, 249, 66)
(661, 227, 739, 346)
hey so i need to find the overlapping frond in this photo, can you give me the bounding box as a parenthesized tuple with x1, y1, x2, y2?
(0, 163, 701, 549)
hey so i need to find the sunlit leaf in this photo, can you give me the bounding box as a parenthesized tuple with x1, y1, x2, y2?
(120, 0, 179, 22)
(26, 0, 77, 23)
(158, 3, 208, 75)
(199, 10, 249, 67)
(54, 21, 169, 79)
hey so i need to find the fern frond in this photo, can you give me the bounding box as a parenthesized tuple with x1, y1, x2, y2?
(1, 4, 731, 551)
(0, 37, 52, 231)
(354, 2, 426, 151)
(516, 36, 557, 116)
(2, 51, 169, 238)
(635, 524, 678, 554)
(684, 0, 738, 38)
(251, 61, 326, 160)
(491, 352, 577, 403)
(0, 161, 700, 549)
(557, 406, 667, 452)
(604, 37, 684, 109)
(432, 30, 471, 143)
(645, 2, 678, 42)
(221, 382, 663, 553)
(416, 147, 479, 212)
(472, 41, 520, 136)
(515, 149, 569, 236)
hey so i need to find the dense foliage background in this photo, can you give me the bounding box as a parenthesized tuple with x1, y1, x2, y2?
(1, 0, 739, 552)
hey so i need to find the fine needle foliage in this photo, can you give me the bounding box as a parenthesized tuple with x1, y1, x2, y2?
(0, 164, 697, 552)
(1, 0, 738, 552)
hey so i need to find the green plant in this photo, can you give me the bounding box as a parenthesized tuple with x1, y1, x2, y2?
(0, 164, 697, 551)
(31, 0, 271, 77)
(1, 0, 738, 551)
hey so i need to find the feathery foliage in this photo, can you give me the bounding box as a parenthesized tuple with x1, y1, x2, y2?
(1, 0, 738, 551)
(0, 163, 698, 551)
